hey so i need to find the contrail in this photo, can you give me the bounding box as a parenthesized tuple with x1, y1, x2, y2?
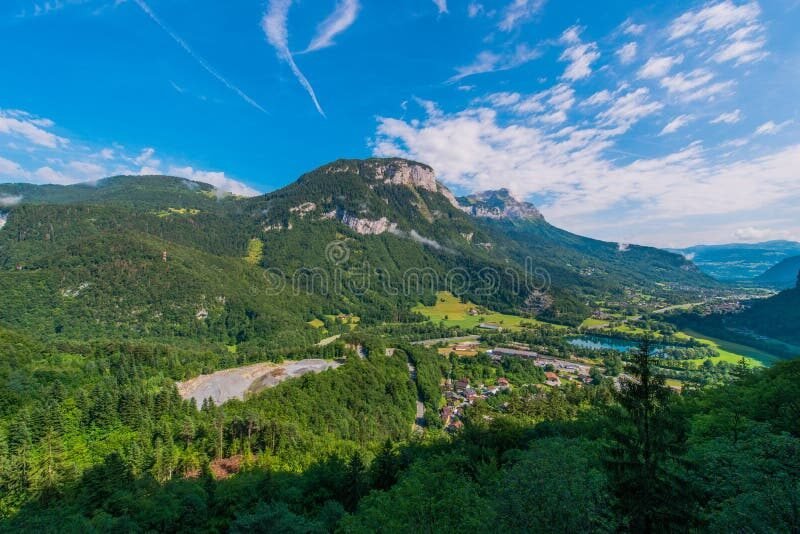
(131, 0, 266, 114)
(262, 0, 325, 117)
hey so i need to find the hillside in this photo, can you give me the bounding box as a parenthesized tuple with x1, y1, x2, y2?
(0, 158, 714, 340)
(669, 241, 800, 281)
(755, 255, 800, 288)
(729, 283, 800, 345)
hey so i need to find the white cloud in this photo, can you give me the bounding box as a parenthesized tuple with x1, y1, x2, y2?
(0, 194, 23, 207)
(262, 0, 325, 116)
(97, 148, 116, 160)
(660, 69, 734, 102)
(713, 33, 767, 64)
(432, 0, 447, 14)
(450, 44, 541, 82)
(486, 84, 575, 124)
(0, 108, 257, 196)
(597, 88, 663, 132)
(621, 18, 645, 36)
(733, 226, 792, 242)
(583, 90, 612, 107)
(131, 0, 266, 113)
(755, 120, 791, 136)
(637, 54, 683, 79)
(616, 42, 637, 64)
(371, 94, 800, 246)
(0, 156, 26, 178)
(166, 166, 259, 196)
(710, 109, 742, 124)
(669, 1, 761, 40)
(305, 0, 360, 53)
(670, 1, 767, 66)
(558, 26, 600, 81)
(467, 2, 483, 17)
(660, 114, 694, 135)
(0, 110, 67, 148)
(498, 0, 546, 31)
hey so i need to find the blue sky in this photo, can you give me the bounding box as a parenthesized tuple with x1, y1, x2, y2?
(1, 0, 799, 247)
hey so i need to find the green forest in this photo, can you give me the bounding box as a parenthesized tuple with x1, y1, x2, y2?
(1, 328, 798, 532)
(0, 168, 798, 532)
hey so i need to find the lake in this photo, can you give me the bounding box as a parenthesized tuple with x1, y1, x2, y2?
(567, 335, 671, 353)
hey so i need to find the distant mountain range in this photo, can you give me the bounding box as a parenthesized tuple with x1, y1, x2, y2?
(0, 158, 713, 341)
(668, 241, 800, 281)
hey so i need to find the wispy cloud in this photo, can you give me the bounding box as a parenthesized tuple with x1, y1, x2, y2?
(432, 0, 448, 14)
(637, 55, 683, 79)
(0, 107, 259, 195)
(449, 44, 541, 82)
(660, 69, 734, 102)
(0, 109, 68, 148)
(710, 109, 741, 124)
(755, 120, 792, 136)
(373, 96, 800, 246)
(130, 0, 266, 114)
(660, 114, 694, 135)
(498, 0, 547, 31)
(621, 18, 645, 36)
(304, 0, 360, 53)
(670, 1, 767, 65)
(263, 0, 325, 117)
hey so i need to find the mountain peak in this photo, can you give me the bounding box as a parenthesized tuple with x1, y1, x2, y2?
(315, 157, 459, 207)
(458, 189, 543, 221)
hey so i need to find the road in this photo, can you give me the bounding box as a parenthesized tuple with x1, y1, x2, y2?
(407, 361, 425, 432)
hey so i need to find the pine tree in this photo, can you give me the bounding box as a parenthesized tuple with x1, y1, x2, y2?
(605, 337, 695, 532)
(371, 439, 399, 490)
(343, 452, 368, 512)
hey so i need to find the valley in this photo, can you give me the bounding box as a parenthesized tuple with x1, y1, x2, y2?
(0, 159, 797, 532)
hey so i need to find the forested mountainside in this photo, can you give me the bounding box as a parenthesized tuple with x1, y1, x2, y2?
(1, 324, 798, 532)
(0, 158, 713, 341)
(0, 158, 796, 532)
(755, 255, 800, 288)
(728, 280, 800, 345)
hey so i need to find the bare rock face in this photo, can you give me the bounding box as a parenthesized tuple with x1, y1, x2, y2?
(340, 212, 398, 235)
(458, 189, 543, 221)
(371, 160, 438, 192)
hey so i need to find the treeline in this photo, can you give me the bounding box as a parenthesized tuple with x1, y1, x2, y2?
(0, 329, 416, 520)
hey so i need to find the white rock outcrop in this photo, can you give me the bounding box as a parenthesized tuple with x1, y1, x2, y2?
(340, 213, 398, 235)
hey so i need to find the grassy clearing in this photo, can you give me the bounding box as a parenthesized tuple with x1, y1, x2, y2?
(307, 318, 325, 329)
(413, 291, 558, 331)
(665, 378, 683, 390)
(580, 318, 609, 330)
(155, 207, 201, 218)
(680, 329, 778, 367)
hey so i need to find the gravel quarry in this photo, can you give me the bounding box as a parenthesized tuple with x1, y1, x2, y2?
(177, 359, 342, 406)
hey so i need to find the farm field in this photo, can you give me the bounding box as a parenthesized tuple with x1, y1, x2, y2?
(412, 291, 555, 331)
(679, 329, 779, 367)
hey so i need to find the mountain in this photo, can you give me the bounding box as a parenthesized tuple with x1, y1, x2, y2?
(669, 241, 800, 281)
(754, 255, 800, 288)
(0, 157, 713, 341)
(729, 283, 800, 346)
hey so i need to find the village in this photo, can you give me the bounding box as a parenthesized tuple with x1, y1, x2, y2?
(436, 339, 595, 432)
